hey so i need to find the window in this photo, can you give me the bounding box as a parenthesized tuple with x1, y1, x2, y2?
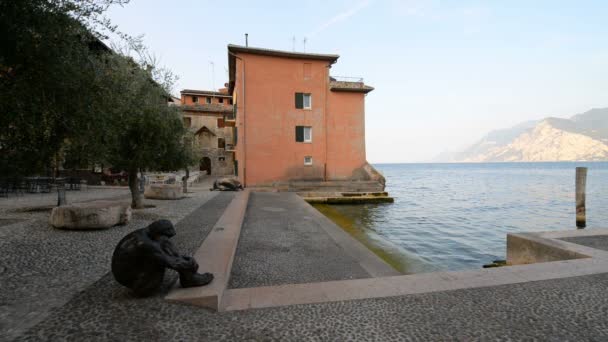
(219, 98, 224, 103)
(192, 96, 198, 103)
(218, 138, 226, 149)
(205, 97, 211, 104)
(218, 157, 225, 162)
(295, 93, 312, 109)
(304, 156, 313, 165)
(295, 126, 312, 143)
(183, 117, 192, 128)
(229, 99, 233, 105)
(217, 118, 225, 128)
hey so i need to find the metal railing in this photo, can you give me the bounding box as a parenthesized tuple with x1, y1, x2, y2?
(330, 76, 364, 83)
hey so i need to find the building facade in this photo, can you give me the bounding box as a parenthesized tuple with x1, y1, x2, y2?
(227, 45, 384, 188)
(179, 89, 236, 176)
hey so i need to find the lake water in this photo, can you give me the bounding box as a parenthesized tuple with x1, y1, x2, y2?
(317, 162, 608, 274)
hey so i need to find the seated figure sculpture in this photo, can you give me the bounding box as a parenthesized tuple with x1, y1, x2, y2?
(111, 219, 213, 297)
(211, 177, 243, 191)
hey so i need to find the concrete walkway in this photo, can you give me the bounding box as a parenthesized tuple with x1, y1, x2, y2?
(228, 192, 397, 289)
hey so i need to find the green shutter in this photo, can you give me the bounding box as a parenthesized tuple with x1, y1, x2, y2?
(295, 92, 303, 109)
(295, 126, 304, 142)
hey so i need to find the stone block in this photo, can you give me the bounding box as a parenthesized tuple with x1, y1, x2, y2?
(50, 200, 131, 229)
(144, 184, 183, 200)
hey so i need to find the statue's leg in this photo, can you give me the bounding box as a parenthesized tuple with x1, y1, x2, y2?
(175, 256, 214, 288)
(131, 269, 165, 297)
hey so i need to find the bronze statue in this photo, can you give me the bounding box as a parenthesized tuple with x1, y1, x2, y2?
(211, 177, 243, 191)
(111, 220, 213, 297)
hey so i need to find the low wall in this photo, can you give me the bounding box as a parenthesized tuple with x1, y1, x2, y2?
(507, 233, 589, 265)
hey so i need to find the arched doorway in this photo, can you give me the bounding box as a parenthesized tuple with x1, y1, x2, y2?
(200, 157, 211, 175)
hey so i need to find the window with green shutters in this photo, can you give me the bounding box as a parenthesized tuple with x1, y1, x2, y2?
(295, 93, 312, 109)
(295, 126, 312, 142)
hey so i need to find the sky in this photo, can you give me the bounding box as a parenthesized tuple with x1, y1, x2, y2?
(106, 0, 608, 163)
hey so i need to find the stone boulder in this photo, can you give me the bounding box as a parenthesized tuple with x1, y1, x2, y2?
(144, 184, 183, 200)
(50, 200, 131, 229)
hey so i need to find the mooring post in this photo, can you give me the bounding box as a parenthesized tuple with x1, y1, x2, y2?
(575, 167, 587, 229)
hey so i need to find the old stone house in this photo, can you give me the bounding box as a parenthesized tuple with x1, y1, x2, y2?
(179, 89, 236, 176)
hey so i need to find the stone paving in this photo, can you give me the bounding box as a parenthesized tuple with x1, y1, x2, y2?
(228, 192, 371, 289)
(5, 188, 608, 341)
(13, 270, 608, 341)
(562, 235, 608, 252)
(0, 186, 232, 341)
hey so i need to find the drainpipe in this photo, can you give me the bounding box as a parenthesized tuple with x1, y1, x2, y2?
(229, 52, 246, 187)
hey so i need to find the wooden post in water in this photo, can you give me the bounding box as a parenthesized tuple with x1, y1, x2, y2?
(575, 167, 587, 229)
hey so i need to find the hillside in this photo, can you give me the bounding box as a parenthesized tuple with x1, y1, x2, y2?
(440, 108, 608, 162)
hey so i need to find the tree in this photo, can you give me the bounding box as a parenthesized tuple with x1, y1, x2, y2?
(0, 0, 191, 209)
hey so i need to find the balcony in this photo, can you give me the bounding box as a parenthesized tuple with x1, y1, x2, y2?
(225, 143, 235, 152)
(223, 103, 237, 127)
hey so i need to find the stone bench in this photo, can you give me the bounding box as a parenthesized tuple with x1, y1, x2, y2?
(144, 184, 183, 200)
(50, 200, 131, 230)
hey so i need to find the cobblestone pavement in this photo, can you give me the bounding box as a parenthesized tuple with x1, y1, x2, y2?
(14, 270, 608, 341)
(228, 192, 371, 289)
(0, 187, 232, 341)
(562, 235, 608, 251)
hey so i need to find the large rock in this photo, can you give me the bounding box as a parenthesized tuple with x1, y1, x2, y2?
(50, 200, 131, 229)
(144, 184, 183, 200)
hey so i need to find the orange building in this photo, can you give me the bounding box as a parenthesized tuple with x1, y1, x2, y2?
(227, 45, 385, 190)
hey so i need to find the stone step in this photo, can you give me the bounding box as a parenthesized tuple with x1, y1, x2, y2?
(165, 190, 250, 311)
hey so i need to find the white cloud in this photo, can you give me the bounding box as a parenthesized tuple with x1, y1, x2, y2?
(308, 0, 371, 38)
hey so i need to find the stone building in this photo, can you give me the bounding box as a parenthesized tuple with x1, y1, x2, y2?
(179, 89, 236, 176)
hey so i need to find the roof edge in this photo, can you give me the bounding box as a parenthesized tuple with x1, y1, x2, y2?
(228, 44, 339, 62)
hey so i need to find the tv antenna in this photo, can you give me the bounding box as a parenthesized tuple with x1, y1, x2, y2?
(303, 37, 307, 52)
(209, 61, 215, 90)
(292, 36, 296, 51)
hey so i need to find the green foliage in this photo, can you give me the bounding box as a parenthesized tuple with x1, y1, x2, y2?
(0, 0, 192, 179)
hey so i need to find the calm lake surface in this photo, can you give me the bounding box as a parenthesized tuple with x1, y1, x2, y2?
(320, 162, 608, 273)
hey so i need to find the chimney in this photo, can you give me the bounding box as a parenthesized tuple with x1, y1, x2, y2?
(245, 33, 248, 47)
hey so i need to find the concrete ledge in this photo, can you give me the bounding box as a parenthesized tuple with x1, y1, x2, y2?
(507, 233, 590, 265)
(165, 190, 250, 311)
(221, 228, 608, 311)
(303, 196, 394, 204)
(50, 200, 131, 229)
(144, 184, 183, 200)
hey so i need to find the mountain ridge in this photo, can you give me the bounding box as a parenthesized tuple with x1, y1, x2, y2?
(436, 108, 608, 162)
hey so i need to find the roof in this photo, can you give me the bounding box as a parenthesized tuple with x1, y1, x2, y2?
(179, 103, 233, 114)
(329, 81, 374, 94)
(228, 44, 340, 94)
(181, 89, 231, 97)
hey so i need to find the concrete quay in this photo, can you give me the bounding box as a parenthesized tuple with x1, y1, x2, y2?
(3, 187, 608, 340)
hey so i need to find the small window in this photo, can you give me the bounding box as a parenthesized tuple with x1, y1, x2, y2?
(217, 118, 225, 128)
(295, 126, 312, 143)
(229, 99, 233, 105)
(219, 98, 224, 103)
(206, 97, 211, 104)
(192, 96, 198, 103)
(218, 138, 226, 149)
(183, 117, 192, 127)
(304, 156, 313, 165)
(218, 157, 225, 162)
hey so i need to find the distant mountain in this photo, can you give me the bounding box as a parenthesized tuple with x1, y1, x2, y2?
(437, 108, 608, 162)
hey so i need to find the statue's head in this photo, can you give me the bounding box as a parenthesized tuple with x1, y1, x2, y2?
(147, 219, 176, 239)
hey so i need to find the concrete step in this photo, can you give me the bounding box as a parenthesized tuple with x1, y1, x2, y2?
(165, 190, 250, 311)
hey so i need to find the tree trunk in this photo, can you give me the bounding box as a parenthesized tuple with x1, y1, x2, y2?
(128, 168, 144, 209)
(183, 168, 189, 194)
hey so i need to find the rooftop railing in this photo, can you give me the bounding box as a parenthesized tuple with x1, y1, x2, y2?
(330, 76, 364, 83)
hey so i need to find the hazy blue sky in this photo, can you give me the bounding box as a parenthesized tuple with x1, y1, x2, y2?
(107, 0, 608, 163)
